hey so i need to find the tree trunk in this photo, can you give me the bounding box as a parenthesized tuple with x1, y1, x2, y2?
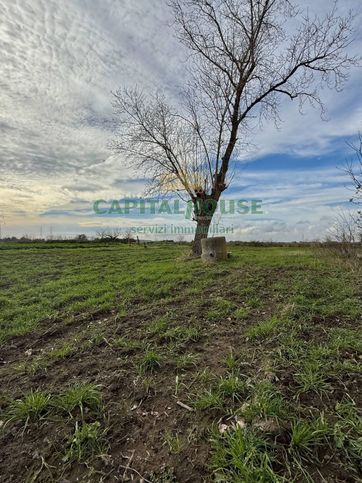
(191, 196, 219, 257)
(191, 216, 213, 256)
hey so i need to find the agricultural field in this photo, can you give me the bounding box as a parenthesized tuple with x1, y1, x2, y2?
(0, 242, 361, 482)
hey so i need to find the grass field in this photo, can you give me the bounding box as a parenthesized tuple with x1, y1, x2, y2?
(0, 242, 361, 482)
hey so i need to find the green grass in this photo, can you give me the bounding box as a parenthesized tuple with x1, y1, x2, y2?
(174, 353, 200, 369)
(224, 351, 240, 371)
(6, 390, 51, 425)
(329, 327, 362, 354)
(289, 417, 329, 460)
(334, 400, 362, 464)
(163, 430, 185, 454)
(234, 307, 251, 320)
(146, 316, 171, 336)
(217, 375, 247, 403)
(18, 339, 79, 374)
(245, 315, 289, 340)
(111, 336, 145, 351)
(0, 243, 189, 341)
(192, 374, 247, 410)
(210, 426, 280, 482)
(64, 421, 103, 462)
(0, 242, 361, 482)
(54, 383, 102, 417)
(207, 297, 236, 321)
(139, 350, 162, 373)
(162, 325, 201, 345)
(294, 361, 332, 396)
(240, 381, 288, 423)
(193, 389, 223, 410)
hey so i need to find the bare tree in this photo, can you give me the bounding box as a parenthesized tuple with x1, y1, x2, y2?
(346, 134, 362, 232)
(330, 210, 359, 244)
(96, 229, 123, 241)
(75, 234, 88, 242)
(325, 210, 361, 271)
(123, 227, 134, 244)
(112, 0, 357, 256)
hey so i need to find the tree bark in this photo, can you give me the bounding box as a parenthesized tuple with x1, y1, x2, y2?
(191, 197, 220, 256)
(192, 215, 213, 256)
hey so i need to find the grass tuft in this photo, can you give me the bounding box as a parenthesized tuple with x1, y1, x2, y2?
(217, 375, 247, 404)
(54, 383, 102, 417)
(112, 336, 144, 351)
(294, 362, 332, 396)
(175, 353, 200, 369)
(6, 390, 51, 425)
(245, 316, 288, 340)
(193, 389, 223, 410)
(224, 351, 240, 371)
(240, 381, 288, 422)
(210, 426, 279, 482)
(163, 430, 185, 454)
(139, 350, 162, 373)
(289, 417, 329, 460)
(207, 297, 236, 321)
(146, 317, 170, 336)
(234, 307, 251, 320)
(163, 325, 201, 345)
(64, 421, 103, 462)
(333, 400, 362, 465)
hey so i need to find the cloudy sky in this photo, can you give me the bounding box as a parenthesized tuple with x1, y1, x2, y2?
(0, 0, 361, 241)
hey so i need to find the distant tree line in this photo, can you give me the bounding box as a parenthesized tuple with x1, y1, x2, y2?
(0, 232, 174, 244)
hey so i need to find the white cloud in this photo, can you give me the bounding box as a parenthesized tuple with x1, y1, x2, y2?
(0, 0, 361, 240)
